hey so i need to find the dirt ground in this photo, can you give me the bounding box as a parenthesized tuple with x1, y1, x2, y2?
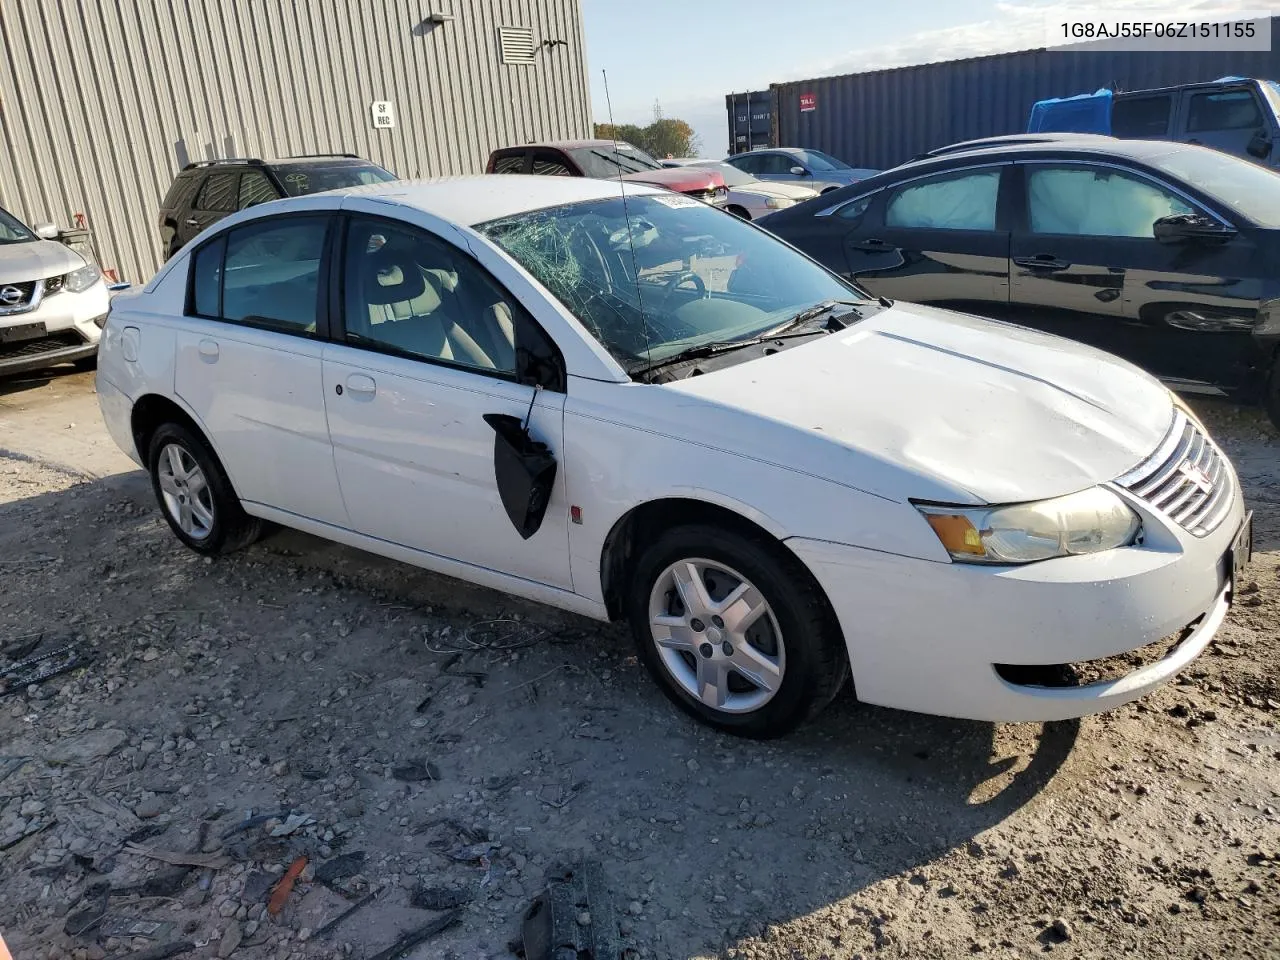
(0, 369, 1277, 960)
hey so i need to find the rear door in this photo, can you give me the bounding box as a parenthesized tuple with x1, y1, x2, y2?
(173, 210, 348, 525)
(1176, 84, 1276, 163)
(841, 165, 1011, 314)
(1010, 160, 1261, 384)
(181, 172, 239, 246)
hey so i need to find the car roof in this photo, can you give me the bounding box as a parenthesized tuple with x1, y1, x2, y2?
(919, 133, 1116, 158)
(494, 140, 645, 152)
(1115, 76, 1257, 97)
(883, 136, 1203, 174)
(329, 174, 663, 225)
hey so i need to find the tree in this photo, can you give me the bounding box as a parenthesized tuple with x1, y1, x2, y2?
(593, 118, 701, 159)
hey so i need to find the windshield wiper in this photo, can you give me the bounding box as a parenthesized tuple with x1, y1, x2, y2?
(761, 298, 877, 337)
(638, 328, 841, 378)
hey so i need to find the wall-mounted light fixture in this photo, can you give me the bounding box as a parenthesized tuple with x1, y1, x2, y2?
(426, 12, 455, 23)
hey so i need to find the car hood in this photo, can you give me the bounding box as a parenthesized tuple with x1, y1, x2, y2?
(0, 239, 85, 282)
(622, 167, 725, 193)
(744, 181, 819, 200)
(664, 302, 1173, 504)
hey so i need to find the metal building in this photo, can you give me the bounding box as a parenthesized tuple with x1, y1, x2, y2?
(0, 0, 593, 284)
(763, 15, 1280, 169)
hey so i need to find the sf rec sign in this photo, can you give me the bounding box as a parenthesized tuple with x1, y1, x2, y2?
(799, 92, 816, 112)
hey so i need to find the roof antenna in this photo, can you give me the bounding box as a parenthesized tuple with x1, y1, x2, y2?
(602, 68, 653, 378)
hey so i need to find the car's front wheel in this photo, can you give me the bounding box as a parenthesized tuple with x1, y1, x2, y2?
(627, 524, 848, 738)
(147, 422, 262, 555)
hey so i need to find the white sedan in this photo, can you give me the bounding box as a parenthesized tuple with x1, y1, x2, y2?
(95, 176, 1251, 738)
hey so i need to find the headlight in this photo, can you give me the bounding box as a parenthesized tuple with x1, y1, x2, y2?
(917, 487, 1141, 564)
(65, 261, 101, 293)
(764, 197, 794, 209)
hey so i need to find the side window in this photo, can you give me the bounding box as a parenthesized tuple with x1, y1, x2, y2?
(238, 171, 278, 209)
(216, 216, 328, 332)
(837, 195, 874, 221)
(760, 154, 795, 175)
(885, 169, 1000, 230)
(1027, 166, 1194, 238)
(531, 152, 573, 176)
(731, 154, 760, 175)
(491, 153, 527, 174)
(1111, 95, 1173, 137)
(1187, 90, 1264, 132)
(194, 173, 239, 212)
(163, 173, 202, 211)
(343, 217, 535, 377)
(189, 235, 226, 317)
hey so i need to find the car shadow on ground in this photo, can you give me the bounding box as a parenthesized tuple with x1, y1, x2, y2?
(0, 472, 1082, 959)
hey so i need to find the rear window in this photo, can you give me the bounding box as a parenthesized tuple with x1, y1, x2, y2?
(1112, 95, 1173, 137)
(271, 162, 396, 196)
(1186, 90, 1263, 132)
(491, 153, 527, 174)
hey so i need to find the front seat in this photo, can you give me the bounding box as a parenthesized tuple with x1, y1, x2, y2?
(356, 246, 495, 368)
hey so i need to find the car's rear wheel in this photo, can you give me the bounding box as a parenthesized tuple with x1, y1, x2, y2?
(626, 523, 848, 738)
(147, 422, 262, 555)
(1266, 355, 1280, 432)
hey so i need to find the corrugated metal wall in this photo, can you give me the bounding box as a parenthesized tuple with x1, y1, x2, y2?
(0, 0, 592, 283)
(771, 18, 1280, 169)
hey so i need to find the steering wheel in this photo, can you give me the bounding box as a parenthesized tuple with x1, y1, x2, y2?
(660, 271, 708, 309)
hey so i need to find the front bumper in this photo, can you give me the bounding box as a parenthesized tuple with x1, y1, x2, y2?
(788, 478, 1245, 723)
(0, 279, 108, 377)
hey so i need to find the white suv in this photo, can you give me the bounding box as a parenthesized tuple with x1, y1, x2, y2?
(0, 206, 109, 377)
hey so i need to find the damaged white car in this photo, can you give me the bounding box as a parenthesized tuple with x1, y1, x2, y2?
(95, 176, 1251, 737)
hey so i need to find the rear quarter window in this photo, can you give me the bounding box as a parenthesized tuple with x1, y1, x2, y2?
(1112, 95, 1173, 137)
(490, 153, 528, 174)
(162, 174, 202, 211)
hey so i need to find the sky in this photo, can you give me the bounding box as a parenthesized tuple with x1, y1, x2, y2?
(579, 0, 1276, 157)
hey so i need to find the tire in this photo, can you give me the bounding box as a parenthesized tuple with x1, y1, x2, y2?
(147, 421, 262, 555)
(1266, 356, 1280, 432)
(626, 523, 848, 738)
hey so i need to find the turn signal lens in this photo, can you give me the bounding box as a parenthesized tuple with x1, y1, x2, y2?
(924, 514, 985, 556)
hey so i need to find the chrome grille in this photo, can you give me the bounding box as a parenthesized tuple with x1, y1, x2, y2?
(1115, 410, 1234, 537)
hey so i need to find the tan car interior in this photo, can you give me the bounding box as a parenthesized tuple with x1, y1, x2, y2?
(349, 232, 517, 372)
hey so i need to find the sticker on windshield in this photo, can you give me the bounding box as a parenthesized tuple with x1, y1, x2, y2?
(649, 194, 703, 208)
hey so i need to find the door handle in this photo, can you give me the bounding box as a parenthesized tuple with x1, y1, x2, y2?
(850, 237, 890, 251)
(184, 218, 200, 227)
(345, 373, 376, 397)
(197, 339, 219, 363)
(1013, 255, 1071, 271)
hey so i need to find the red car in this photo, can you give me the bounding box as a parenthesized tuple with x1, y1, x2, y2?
(486, 140, 728, 205)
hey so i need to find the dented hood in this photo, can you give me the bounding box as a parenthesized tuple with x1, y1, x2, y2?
(666, 302, 1174, 504)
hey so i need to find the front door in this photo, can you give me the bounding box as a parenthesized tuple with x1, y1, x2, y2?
(173, 213, 349, 525)
(1177, 85, 1274, 162)
(842, 165, 1011, 314)
(1011, 162, 1262, 386)
(322, 214, 573, 589)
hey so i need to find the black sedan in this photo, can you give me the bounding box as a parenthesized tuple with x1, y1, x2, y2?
(762, 135, 1280, 428)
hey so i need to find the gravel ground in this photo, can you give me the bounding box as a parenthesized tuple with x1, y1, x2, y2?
(0, 372, 1277, 960)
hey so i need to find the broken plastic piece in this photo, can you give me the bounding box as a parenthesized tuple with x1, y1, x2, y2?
(483, 410, 557, 540)
(267, 855, 308, 916)
(519, 861, 620, 960)
(0, 644, 89, 698)
(365, 908, 463, 960)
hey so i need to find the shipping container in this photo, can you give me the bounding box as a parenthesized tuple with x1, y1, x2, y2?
(767, 16, 1280, 170)
(725, 90, 774, 154)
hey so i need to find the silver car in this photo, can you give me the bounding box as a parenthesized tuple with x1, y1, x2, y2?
(725, 147, 879, 191)
(661, 160, 820, 219)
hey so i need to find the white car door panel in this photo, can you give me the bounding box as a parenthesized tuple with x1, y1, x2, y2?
(173, 319, 348, 526)
(322, 343, 572, 589)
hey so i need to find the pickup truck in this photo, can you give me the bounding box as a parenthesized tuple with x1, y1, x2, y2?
(1028, 77, 1280, 167)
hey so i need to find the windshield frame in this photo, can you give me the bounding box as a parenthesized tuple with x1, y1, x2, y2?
(1142, 144, 1280, 228)
(0, 206, 37, 245)
(795, 149, 851, 172)
(474, 193, 873, 376)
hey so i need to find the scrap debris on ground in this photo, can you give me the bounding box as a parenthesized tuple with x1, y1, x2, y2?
(0, 380, 1277, 960)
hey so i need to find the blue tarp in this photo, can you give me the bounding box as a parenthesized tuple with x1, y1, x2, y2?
(1026, 88, 1113, 134)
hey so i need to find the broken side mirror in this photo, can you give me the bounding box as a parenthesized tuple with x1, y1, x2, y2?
(484, 387, 557, 540)
(1247, 129, 1272, 159)
(1153, 213, 1236, 245)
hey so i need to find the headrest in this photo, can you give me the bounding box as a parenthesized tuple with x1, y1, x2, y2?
(363, 247, 427, 305)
